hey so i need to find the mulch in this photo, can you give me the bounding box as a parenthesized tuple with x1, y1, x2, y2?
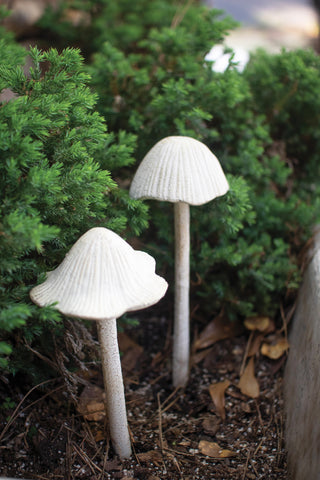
(0, 312, 288, 480)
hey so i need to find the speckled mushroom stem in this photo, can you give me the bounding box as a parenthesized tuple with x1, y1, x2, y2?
(96, 319, 132, 459)
(173, 201, 190, 388)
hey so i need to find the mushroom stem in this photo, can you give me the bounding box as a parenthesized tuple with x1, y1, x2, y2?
(173, 201, 190, 388)
(96, 319, 132, 459)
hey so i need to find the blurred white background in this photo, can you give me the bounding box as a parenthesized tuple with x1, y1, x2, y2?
(203, 0, 319, 51)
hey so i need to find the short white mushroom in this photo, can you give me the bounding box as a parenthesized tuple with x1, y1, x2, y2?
(129, 136, 229, 388)
(30, 227, 168, 459)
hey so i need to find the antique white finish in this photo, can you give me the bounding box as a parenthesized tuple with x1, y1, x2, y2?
(30, 227, 167, 320)
(130, 136, 229, 205)
(30, 227, 168, 459)
(130, 136, 229, 387)
(173, 201, 190, 387)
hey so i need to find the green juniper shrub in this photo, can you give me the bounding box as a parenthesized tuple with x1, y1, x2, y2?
(245, 48, 320, 192)
(0, 44, 147, 375)
(36, 0, 320, 325)
(86, 11, 319, 323)
(3, 0, 320, 374)
(37, 0, 235, 57)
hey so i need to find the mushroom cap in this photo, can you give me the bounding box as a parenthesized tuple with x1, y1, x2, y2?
(129, 136, 229, 205)
(30, 227, 168, 320)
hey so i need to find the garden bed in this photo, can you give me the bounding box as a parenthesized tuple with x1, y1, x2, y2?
(0, 313, 288, 479)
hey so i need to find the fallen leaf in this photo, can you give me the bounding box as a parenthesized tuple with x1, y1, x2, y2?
(247, 333, 264, 357)
(208, 380, 231, 420)
(137, 450, 163, 466)
(238, 357, 260, 398)
(202, 416, 221, 436)
(94, 430, 105, 442)
(118, 332, 143, 372)
(118, 331, 139, 351)
(261, 337, 289, 359)
(199, 440, 236, 458)
(194, 316, 244, 350)
(103, 459, 123, 471)
(192, 347, 214, 365)
(178, 439, 191, 446)
(77, 384, 106, 421)
(244, 316, 273, 332)
(241, 402, 251, 413)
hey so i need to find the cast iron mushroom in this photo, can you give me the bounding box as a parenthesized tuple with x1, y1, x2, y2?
(30, 227, 168, 458)
(130, 136, 229, 387)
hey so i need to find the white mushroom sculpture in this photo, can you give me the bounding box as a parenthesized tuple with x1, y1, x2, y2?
(129, 136, 229, 388)
(30, 227, 168, 459)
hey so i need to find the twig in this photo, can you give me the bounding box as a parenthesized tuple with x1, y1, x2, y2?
(157, 392, 169, 474)
(24, 343, 57, 370)
(34, 475, 64, 479)
(65, 422, 72, 480)
(163, 446, 198, 457)
(274, 403, 285, 467)
(279, 303, 288, 344)
(149, 373, 166, 386)
(73, 442, 102, 475)
(255, 400, 263, 428)
(280, 300, 296, 334)
(0, 378, 61, 442)
(131, 435, 141, 466)
(253, 437, 265, 456)
(98, 451, 108, 480)
(157, 386, 181, 411)
(240, 331, 254, 376)
(242, 449, 251, 480)
(250, 458, 259, 477)
(157, 392, 164, 453)
(162, 395, 182, 414)
(171, 0, 194, 28)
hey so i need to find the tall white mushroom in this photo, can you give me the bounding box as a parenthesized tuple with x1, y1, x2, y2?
(129, 136, 229, 388)
(30, 227, 168, 459)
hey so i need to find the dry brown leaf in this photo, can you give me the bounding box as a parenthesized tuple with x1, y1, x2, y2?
(194, 316, 244, 350)
(178, 439, 191, 447)
(137, 450, 163, 466)
(202, 416, 221, 436)
(208, 380, 231, 420)
(247, 333, 264, 357)
(261, 337, 289, 359)
(238, 357, 260, 398)
(244, 316, 272, 332)
(94, 430, 105, 442)
(192, 347, 214, 365)
(118, 332, 143, 372)
(77, 384, 106, 421)
(198, 440, 235, 458)
(118, 331, 139, 351)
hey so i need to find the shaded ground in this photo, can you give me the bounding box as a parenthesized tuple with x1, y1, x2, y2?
(0, 312, 288, 479)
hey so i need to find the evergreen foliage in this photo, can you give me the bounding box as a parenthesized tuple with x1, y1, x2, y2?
(83, 4, 320, 321)
(0, 39, 147, 372)
(245, 48, 320, 191)
(37, 0, 235, 57)
(30, 0, 320, 322)
(2, 0, 320, 376)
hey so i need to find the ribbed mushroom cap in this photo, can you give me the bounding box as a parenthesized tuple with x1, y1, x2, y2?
(129, 136, 229, 205)
(30, 227, 168, 320)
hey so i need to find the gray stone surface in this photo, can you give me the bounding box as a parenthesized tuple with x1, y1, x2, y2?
(284, 231, 320, 479)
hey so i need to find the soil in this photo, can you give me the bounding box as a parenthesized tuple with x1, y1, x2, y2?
(0, 310, 288, 480)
